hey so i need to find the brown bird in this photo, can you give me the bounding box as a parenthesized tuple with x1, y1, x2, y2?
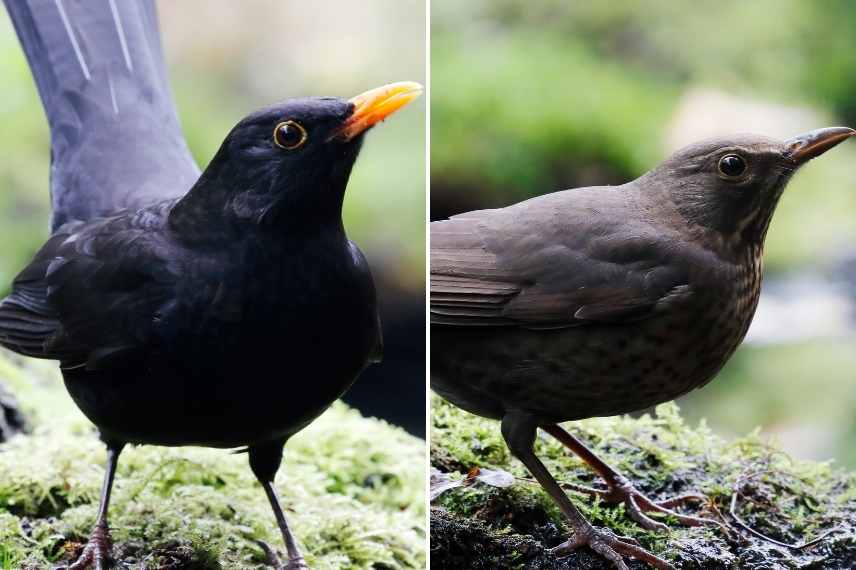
(430, 127, 855, 570)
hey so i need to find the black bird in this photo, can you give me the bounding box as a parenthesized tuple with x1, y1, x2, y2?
(431, 128, 855, 569)
(0, 1, 421, 568)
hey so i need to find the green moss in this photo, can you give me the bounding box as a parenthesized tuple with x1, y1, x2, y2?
(431, 396, 856, 569)
(0, 350, 425, 569)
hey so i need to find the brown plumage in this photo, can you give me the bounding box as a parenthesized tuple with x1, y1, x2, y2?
(431, 128, 855, 570)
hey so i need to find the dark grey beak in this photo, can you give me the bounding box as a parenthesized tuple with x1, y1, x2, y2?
(784, 127, 856, 164)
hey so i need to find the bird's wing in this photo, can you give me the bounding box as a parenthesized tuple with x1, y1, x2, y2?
(3, 0, 200, 230)
(348, 241, 384, 363)
(0, 202, 179, 369)
(430, 189, 696, 329)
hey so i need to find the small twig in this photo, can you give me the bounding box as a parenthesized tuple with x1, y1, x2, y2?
(729, 469, 839, 550)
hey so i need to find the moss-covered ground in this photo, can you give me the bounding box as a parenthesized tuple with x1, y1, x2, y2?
(0, 350, 426, 570)
(431, 396, 856, 569)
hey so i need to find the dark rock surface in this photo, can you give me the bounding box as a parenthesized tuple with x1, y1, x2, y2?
(431, 398, 856, 569)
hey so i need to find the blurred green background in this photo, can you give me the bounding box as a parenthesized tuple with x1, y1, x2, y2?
(432, 1, 856, 466)
(0, 1, 426, 433)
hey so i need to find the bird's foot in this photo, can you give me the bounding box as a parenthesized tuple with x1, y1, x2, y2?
(573, 475, 714, 532)
(552, 525, 676, 570)
(257, 540, 311, 570)
(57, 523, 114, 570)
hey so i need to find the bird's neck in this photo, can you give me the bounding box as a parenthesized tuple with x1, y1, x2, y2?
(167, 169, 347, 244)
(631, 178, 769, 264)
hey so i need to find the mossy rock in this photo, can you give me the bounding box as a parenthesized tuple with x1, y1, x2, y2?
(431, 396, 856, 569)
(0, 350, 425, 569)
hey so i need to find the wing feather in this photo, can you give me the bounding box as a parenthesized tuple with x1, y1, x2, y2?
(0, 203, 180, 368)
(430, 188, 695, 329)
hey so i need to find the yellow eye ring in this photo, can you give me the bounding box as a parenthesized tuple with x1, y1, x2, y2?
(273, 120, 308, 150)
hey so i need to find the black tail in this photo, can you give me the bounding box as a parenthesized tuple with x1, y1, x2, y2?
(3, 0, 200, 230)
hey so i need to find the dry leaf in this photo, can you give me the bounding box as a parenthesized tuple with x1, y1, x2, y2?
(430, 467, 464, 501)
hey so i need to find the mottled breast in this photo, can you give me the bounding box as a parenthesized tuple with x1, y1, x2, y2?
(431, 246, 763, 423)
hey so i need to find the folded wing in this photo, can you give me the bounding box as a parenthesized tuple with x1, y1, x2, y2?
(430, 188, 696, 330)
(0, 203, 179, 370)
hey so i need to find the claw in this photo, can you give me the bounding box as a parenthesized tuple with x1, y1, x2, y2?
(629, 489, 725, 532)
(626, 493, 670, 532)
(586, 477, 719, 532)
(542, 424, 722, 536)
(59, 523, 114, 570)
(553, 526, 676, 570)
(256, 540, 311, 570)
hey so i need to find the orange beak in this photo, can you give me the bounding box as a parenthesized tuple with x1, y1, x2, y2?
(333, 81, 423, 141)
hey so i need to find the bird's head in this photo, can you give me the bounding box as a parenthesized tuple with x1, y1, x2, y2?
(646, 127, 855, 243)
(173, 82, 421, 234)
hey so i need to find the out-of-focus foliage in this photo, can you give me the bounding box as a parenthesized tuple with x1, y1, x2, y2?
(0, 0, 426, 289)
(434, 0, 856, 116)
(681, 341, 856, 467)
(432, 32, 673, 203)
(0, 25, 51, 289)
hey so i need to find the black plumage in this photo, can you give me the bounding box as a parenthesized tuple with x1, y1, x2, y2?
(0, 1, 420, 568)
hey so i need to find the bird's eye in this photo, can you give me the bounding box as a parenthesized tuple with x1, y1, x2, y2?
(717, 154, 747, 178)
(273, 120, 308, 150)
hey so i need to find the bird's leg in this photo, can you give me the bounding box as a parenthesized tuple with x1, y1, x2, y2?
(542, 423, 714, 531)
(249, 441, 310, 570)
(502, 413, 675, 570)
(62, 442, 125, 570)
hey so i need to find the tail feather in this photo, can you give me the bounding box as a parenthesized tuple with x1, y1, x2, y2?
(3, 0, 200, 230)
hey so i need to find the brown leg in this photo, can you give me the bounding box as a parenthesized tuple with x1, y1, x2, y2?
(543, 423, 715, 531)
(61, 442, 125, 570)
(502, 413, 676, 570)
(249, 441, 310, 570)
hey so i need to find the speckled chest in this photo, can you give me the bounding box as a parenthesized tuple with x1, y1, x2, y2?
(432, 247, 763, 423)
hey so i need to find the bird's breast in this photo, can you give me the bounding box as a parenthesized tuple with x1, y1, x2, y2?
(68, 240, 381, 448)
(174, 246, 378, 368)
(432, 247, 765, 423)
(166, 240, 378, 374)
